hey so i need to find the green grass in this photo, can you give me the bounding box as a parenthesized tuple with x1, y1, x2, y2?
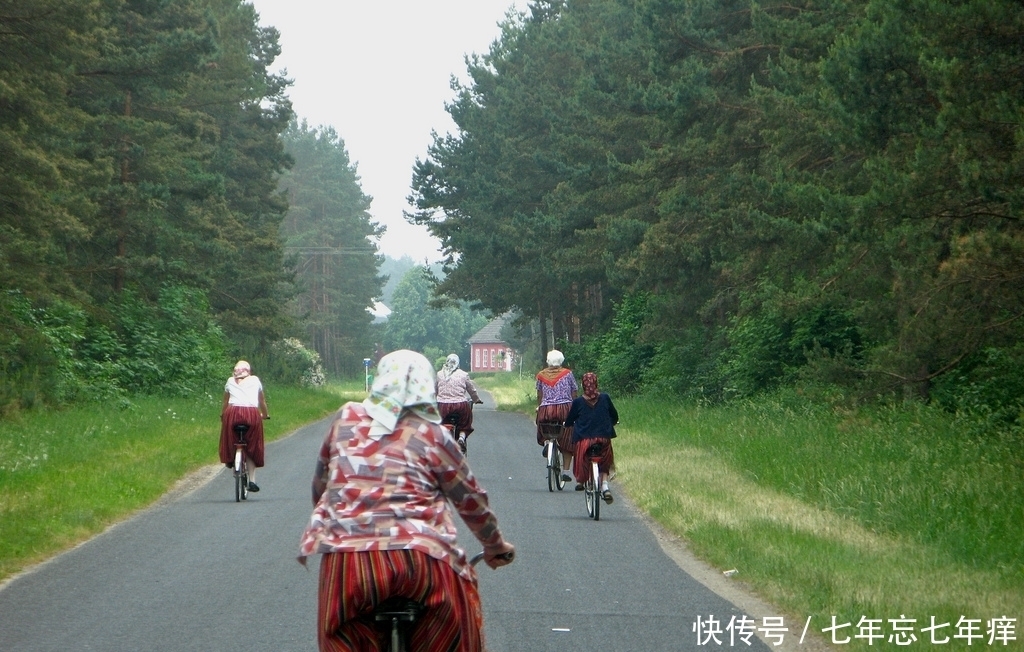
(0, 382, 362, 582)
(474, 375, 1024, 649)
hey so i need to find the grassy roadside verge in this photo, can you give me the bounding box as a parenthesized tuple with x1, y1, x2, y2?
(0, 383, 360, 583)
(474, 373, 1024, 649)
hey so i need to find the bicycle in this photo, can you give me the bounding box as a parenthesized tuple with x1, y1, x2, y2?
(231, 422, 250, 502)
(372, 549, 515, 652)
(441, 400, 481, 455)
(441, 411, 466, 454)
(538, 421, 565, 492)
(581, 441, 608, 521)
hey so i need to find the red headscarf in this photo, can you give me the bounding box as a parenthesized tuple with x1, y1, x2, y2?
(581, 372, 599, 405)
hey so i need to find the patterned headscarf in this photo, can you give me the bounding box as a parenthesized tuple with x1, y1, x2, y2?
(581, 372, 600, 405)
(362, 350, 442, 434)
(438, 353, 460, 380)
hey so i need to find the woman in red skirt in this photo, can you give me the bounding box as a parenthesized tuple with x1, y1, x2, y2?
(535, 349, 578, 483)
(564, 372, 618, 503)
(219, 360, 269, 492)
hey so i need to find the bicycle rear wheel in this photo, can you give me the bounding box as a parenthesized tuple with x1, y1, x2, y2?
(554, 447, 566, 491)
(546, 442, 559, 492)
(234, 450, 243, 502)
(591, 461, 601, 521)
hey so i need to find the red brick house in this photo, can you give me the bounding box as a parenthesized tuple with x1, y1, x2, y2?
(468, 314, 513, 372)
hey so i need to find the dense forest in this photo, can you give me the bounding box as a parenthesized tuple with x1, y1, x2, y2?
(0, 0, 385, 411)
(3, 0, 1022, 437)
(410, 0, 1024, 432)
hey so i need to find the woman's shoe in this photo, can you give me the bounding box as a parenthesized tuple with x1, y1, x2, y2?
(575, 483, 584, 491)
(602, 490, 613, 504)
(248, 482, 260, 492)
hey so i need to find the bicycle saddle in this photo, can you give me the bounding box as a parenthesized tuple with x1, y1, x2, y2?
(373, 597, 424, 623)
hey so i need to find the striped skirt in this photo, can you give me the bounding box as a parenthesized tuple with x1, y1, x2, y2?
(572, 438, 615, 484)
(535, 403, 573, 453)
(317, 549, 484, 652)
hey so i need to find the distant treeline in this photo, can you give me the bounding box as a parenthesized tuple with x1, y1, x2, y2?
(410, 0, 1024, 432)
(1, 0, 382, 412)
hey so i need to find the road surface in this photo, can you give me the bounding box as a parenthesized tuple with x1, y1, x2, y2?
(0, 394, 781, 651)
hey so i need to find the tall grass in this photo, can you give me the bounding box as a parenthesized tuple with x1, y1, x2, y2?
(474, 375, 1024, 649)
(0, 383, 361, 582)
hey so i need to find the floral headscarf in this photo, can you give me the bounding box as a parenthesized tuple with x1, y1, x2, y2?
(362, 349, 442, 434)
(438, 353, 460, 380)
(581, 372, 600, 405)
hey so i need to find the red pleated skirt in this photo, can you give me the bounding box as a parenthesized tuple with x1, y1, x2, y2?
(218, 405, 265, 467)
(572, 437, 615, 483)
(438, 401, 475, 436)
(317, 549, 484, 652)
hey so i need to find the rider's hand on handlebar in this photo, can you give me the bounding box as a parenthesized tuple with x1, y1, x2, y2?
(483, 542, 515, 569)
(474, 400, 484, 404)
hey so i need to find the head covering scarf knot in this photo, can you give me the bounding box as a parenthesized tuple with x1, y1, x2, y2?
(362, 350, 442, 436)
(581, 372, 600, 406)
(438, 353, 460, 380)
(232, 360, 251, 380)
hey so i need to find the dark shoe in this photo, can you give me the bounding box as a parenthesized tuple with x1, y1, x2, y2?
(575, 483, 584, 491)
(247, 482, 260, 492)
(561, 473, 572, 482)
(602, 490, 613, 504)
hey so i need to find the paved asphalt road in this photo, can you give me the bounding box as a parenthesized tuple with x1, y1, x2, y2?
(0, 394, 774, 651)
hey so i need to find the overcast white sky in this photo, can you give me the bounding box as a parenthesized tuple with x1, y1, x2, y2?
(249, 0, 527, 262)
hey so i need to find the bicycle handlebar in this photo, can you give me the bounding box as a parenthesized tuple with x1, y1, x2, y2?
(469, 550, 515, 567)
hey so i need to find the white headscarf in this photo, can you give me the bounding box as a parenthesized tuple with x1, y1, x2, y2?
(438, 353, 460, 380)
(232, 360, 251, 380)
(362, 350, 442, 436)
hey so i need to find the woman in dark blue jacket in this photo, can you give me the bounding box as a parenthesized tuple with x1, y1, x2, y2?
(563, 372, 617, 503)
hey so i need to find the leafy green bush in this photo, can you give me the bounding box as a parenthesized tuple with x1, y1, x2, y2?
(720, 304, 863, 399)
(257, 337, 326, 387)
(932, 343, 1024, 434)
(0, 285, 229, 412)
(106, 287, 228, 395)
(0, 292, 63, 413)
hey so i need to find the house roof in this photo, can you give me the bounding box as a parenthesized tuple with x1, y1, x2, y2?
(468, 313, 509, 344)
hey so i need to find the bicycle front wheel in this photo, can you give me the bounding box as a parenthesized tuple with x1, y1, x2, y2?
(584, 479, 595, 518)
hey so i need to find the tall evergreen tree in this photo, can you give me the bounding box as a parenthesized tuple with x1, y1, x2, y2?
(279, 121, 384, 376)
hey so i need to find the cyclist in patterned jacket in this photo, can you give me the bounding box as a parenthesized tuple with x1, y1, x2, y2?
(298, 349, 515, 652)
